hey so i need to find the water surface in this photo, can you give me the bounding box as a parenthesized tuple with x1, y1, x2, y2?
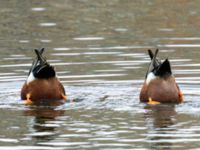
(0, 0, 200, 149)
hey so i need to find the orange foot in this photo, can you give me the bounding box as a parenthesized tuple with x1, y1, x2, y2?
(24, 93, 33, 105)
(148, 97, 160, 105)
(61, 93, 67, 101)
(179, 91, 184, 103)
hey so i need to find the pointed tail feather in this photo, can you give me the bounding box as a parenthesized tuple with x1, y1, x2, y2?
(28, 48, 45, 75)
(148, 49, 154, 60)
(34, 49, 47, 65)
(145, 49, 160, 78)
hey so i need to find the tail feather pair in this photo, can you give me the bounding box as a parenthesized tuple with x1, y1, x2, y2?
(146, 49, 172, 78)
(28, 48, 55, 79)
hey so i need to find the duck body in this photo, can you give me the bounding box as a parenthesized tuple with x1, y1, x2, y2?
(140, 74, 182, 103)
(21, 48, 66, 105)
(140, 49, 183, 104)
(21, 76, 65, 102)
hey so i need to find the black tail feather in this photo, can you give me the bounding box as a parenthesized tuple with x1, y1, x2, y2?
(146, 49, 161, 78)
(34, 49, 47, 65)
(33, 64, 55, 79)
(148, 49, 154, 60)
(154, 59, 172, 77)
(28, 48, 45, 75)
(29, 48, 56, 79)
(146, 49, 172, 78)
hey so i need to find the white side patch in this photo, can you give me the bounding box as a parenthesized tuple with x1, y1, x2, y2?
(27, 72, 36, 84)
(146, 72, 156, 85)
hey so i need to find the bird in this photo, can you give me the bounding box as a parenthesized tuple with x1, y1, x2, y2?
(140, 49, 183, 104)
(21, 48, 66, 105)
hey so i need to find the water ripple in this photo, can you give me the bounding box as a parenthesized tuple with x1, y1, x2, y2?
(158, 44, 200, 48)
(73, 37, 104, 41)
(31, 7, 46, 11)
(39, 23, 57, 27)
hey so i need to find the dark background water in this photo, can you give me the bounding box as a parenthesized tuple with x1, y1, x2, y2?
(0, 0, 200, 149)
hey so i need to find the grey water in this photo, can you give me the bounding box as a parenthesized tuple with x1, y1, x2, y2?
(0, 0, 200, 149)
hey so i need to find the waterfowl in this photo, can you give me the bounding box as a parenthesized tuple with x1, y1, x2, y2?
(21, 48, 66, 105)
(140, 49, 183, 104)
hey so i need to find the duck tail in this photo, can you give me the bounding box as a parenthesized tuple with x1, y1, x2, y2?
(155, 58, 172, 77)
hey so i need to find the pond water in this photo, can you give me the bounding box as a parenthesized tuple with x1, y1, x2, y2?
(0, 0, 200, 149)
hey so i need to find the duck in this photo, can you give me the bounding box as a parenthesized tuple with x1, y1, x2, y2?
(21, 48, 67, 105)
(140, 49, 183, 104)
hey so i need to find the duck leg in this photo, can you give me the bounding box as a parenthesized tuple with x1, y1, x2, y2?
(24, 93, 33, 105)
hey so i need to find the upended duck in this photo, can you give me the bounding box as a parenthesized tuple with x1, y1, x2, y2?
(140, 49, 183, 104)
(21, 48, 66, 105)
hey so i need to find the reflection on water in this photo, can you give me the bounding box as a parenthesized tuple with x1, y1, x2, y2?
(144, 104, 176, 129)
(24, 107, 65, 145)
(0, 0, 200, 149)
(144, 105, 177, 149)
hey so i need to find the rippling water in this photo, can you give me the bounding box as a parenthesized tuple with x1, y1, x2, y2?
(1, 0, 200, 149)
